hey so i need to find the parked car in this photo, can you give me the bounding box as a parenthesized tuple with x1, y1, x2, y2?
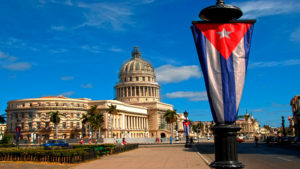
(278, 136, 291, 144)
(41, 139, 69, 147)
(236, 136, 244, 143)
(266, 136, 278, 144)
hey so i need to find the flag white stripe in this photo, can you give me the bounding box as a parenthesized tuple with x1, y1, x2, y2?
(206, 40, 224, 123)
(232, 38, 246, 112)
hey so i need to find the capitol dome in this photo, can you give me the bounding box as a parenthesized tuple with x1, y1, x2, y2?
(120, 47, 154, 75)
(115, 47, 160, 103)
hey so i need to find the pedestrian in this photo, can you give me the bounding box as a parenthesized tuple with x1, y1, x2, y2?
(79, 138, 84, 145)
(170, 136, 173, 144)
(156, 137, 159, 143)
(255, 136, 258, 147)
(89, 139, 92, 144)
(123, 138, 126, 145)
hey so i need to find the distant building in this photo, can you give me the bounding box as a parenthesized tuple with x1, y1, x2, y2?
(5, 47, 184, 141)
(235, 112, 260, 139)
(290, 95, 300, 137)
(193, 113, 260, 140)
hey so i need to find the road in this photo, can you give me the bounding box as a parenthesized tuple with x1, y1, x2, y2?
(194, 142, 300, 169)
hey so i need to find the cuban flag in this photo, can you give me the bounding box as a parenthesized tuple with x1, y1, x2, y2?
(192, 22, 255, 124)
(183, 122, 191, 136)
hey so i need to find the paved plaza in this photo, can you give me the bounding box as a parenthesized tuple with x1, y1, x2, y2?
(71, 144, 209, 169)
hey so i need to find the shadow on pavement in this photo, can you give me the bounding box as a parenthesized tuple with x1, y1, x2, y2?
(194, 142, 300, 158)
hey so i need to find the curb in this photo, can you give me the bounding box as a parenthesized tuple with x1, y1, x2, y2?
(192, 145, 211, 166)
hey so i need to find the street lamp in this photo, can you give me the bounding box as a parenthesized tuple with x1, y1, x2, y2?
(191, 0, 256, 168)
(183, 110, 190, 148)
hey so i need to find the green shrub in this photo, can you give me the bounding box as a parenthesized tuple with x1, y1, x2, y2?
(0, 134, 12, 144)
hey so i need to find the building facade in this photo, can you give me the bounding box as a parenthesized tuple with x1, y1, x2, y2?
(6, 47, 184, 140)
(290, 95, 300, 137)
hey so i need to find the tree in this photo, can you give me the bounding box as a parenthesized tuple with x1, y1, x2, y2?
(82, 105, 104, 139)
(0, 114, 6, 124)
(50, 111, 61, 139)
(192, 122, 204, 135)
(107, 104, 118, 138)
(164, 110, 179, 140)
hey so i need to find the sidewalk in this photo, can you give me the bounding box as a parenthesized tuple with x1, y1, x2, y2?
(71, 144, 210, 169)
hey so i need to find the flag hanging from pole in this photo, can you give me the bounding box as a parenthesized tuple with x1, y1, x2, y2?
(183, 121, 191, 136)
(192, 22, 255, 124)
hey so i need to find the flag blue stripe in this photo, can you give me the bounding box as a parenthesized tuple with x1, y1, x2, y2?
(192, 25, 218, 123)
(244, 24, 255, 71)
(219, 54, 236, 123)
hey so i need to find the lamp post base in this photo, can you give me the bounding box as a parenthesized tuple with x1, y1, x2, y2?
(210, 124, 244, 169)
(185, 135, 190, 148)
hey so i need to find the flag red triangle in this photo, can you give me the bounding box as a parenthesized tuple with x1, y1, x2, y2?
(195, 23, 252, 60)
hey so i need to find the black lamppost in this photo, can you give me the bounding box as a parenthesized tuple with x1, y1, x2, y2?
(191, 1, 256, 169)
(183, 110, 190, 148)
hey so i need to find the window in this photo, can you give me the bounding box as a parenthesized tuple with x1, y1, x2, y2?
(46, 113, 50, 118)
(37, 122, 41, 129)
(77, 122, 80, 128)
(22, 113, 24, 118)
(63, 122, 66, 128)
(29, 112, 33, 118)
(148, 77, 150, 81)
(136, 77, 138, 81)
(70, 113, 73, 118)
(63, 113, 66, 117)
(142, 77, 145, 81)
(130, 77, 132, 81)
(21, 123, 24, 129)
(70, 122, 73, 128)
(28, 123, 32, 130)
(77, 113, 80, 118)
(37, 113, 41, 118)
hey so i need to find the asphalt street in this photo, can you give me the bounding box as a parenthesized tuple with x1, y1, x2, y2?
(194, 142, 300, 169)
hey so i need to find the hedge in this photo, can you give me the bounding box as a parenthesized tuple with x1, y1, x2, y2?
(0, 144, 138, 163)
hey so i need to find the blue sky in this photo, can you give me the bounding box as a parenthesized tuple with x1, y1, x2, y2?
(0, 0, 299, 127)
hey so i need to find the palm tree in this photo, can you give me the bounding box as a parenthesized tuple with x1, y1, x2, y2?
(50, 111, 61, 139)
(82, 105, 104, 139)
(164, 110, 179, 141)
(192, 122, 204, 137)
(0, 114, 6, 124)
(107, 104, 118, 138)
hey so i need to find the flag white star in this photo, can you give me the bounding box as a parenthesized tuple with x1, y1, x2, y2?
(217, 28, 232, 39)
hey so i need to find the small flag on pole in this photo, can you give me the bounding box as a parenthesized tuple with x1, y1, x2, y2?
(183, 121, 191, 136)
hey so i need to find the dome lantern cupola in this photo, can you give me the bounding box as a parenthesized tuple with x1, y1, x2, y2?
(131, 46, 141, 59)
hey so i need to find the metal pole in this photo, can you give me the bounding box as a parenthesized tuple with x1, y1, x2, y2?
(210, 124, 244, 169)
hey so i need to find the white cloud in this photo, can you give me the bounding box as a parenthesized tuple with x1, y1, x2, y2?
(155, 65, 202, 83)
(249, 59, 300, 68)
(50, 48, 68, 53)
(252, 109, 265, 112)
(76, 2, 134, 31)
(2, 62, 32, 71)
(108, 47, 124, 53)
(0, 51, 32, 71)
(235, 0, 300, 18)
(61, 76, 74, 81)
(59, 91, 75, 97)
(290, 27, 300, 42)
(81, 84, 93, 88)
(51, 25, 67, 31)
(81, 45, 101, 53)
(165, 91, 208, 101)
